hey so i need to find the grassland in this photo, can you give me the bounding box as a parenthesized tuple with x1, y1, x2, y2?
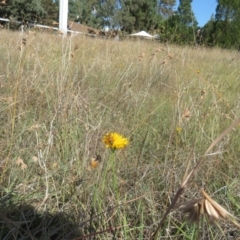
(0, 30, 240, 239)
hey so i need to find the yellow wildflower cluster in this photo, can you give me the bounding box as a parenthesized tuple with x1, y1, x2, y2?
(176, 127, 182, 134)
(103, 132, 129, 150)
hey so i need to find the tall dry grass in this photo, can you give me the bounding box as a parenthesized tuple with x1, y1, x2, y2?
(0, 29, 240, 239)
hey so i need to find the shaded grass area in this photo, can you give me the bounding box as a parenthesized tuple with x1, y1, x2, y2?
(1, 201, 80, 239)
(0, 30, 240, 239)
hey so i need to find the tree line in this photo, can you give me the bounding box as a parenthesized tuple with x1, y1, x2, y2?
(0, 0, 240, 49)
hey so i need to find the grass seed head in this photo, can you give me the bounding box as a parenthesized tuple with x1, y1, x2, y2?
(180, 198, 204, 223)
(181, 189, 240, 228)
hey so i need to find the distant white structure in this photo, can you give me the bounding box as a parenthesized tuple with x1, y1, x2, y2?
(59, 0, 68, 35)
(130, 31, 154, 39)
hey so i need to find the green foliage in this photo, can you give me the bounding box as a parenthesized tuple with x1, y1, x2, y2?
(159, 14, 181, 43)
(177, 0, 198, 44)
(98, 0, 116, 27)
(68, 0, 80, 21)
(200, 15, 215, 46)
(0, 0, 58, 25)
(67, 0, 103, 28)
(160, 0, 197, 44)
(215, 0, 240, 21)
(178, 0, 197, 26)
(158, 0, 176, 17)
(119, 0, 163, 33)
(204, 0, 240, 48)
(41, 0, 58, 25)
(2, 0, 45, 22)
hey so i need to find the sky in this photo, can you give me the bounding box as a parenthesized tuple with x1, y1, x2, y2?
(176, 0, 218, 27)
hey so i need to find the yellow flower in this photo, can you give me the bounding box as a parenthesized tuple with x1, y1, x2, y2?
(176, 127, 182, 133)
(103, 132, 129, 150)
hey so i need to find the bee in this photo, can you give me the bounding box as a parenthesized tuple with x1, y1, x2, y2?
(90, 155, 102, 168)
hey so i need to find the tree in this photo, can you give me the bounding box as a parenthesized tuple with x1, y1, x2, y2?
(41, 0, 58, 25)
(0, 0, 59, 29)
(160, 15, 173, 42)
(200, 15, 215, 46)
(4, 0, 45, 23)
(215, 0, 238, 22)
(68, 0, 103, 28)
(178, 0, 197, 26)
(68, 0, 81, 22)
(158, 0, 176, 18)
(175, 0, 198, 44)
(213, 0, 240, 48)
(118, 0, 162, 33)
(98, 0, 116, 27)
(159, 0, 197, 44)
(0, 0, 12, 19)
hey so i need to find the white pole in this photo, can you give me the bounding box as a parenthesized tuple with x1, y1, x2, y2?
(59, 0, 68, 35)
